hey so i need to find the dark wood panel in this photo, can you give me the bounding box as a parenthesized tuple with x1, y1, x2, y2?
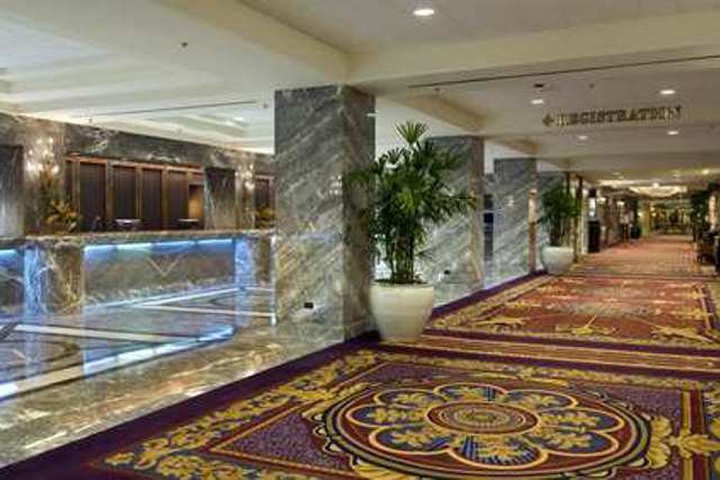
(167, 171, 188, 229)
(79, 162, 106, 232)
(141, 168, 163, 230)
(112, 166, 137, 220)
(65, 160, 74, 204)
(255, 177, 271, 211)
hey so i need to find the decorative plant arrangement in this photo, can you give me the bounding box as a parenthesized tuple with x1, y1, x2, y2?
(689, 189, 710, 241)
(351, 121, 475, 341)
(539, 183, 581, 274)
(540, 184, 581, 247)
(37, 157, 79, 234)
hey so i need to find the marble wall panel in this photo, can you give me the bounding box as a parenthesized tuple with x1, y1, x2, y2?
(84, 239, 235, 305)
(24, 238, 84, 315)
(0, 146, 23, 237)
(485, 158, 537, 286)
(64, 124, 270, 169)
(0, 247, 23, 314)
(0, 113, 66, 235)
(274, 85, 374, 339)
(422, 136, 484, 305)
(205, 168, 238, 229)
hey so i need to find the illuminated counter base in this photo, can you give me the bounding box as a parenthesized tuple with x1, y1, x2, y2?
(22, 231, 273, 315)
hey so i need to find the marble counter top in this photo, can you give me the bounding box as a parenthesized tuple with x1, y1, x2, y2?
(19, 229, 274, 247)
(0, 237, 25, 249)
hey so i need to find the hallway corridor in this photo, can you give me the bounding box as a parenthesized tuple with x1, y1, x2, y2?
(4, 238, 720, 479)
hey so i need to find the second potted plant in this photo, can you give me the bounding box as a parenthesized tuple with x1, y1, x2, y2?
(352, 122, 474, 342)
(540, 183, 581, 274)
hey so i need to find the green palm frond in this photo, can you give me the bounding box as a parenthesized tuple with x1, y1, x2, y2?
(351, 121, 475, 284)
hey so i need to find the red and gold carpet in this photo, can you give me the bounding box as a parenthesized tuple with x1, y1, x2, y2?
(427, 274, 720, 353)
(4, 340, 720, 479)
(4, 236, 720, 479)
(570, 235, 714, 278)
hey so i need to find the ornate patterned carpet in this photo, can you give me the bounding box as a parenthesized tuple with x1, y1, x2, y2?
(427, 274, 720, 351)
(419, 236, 720, 376)
(570, 235, 715, 278)
(4, 341, 720, 479)
(4, 236, 720, 479)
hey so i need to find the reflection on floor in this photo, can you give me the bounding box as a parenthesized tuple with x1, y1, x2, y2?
(0, 286, 345, 467)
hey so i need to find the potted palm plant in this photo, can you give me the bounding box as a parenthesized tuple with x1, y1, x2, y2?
(540, 183, 581, 274)
(351, 122, 474, 341)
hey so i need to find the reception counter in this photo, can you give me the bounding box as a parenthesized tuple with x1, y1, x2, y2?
(0, 230, 274, 315)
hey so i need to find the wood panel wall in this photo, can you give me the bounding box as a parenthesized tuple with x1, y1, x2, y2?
(65, 156, 204, 231)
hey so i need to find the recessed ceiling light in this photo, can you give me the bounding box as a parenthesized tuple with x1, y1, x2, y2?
(667, 129, 680, 136)
(233, 116, 245, 122)
(652, 182, 660, 188)
(577, 134, 589, 141)
(531, 98, 545, 105)
(703, 168, 710, 175)
(413, 6, 435, 17)
(660, 88, 676, 96)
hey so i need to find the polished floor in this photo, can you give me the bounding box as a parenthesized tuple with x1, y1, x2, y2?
(2, 235, 720, 478)
(0, 286, 345, 467)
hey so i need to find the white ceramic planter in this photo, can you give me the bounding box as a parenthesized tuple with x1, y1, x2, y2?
(370, 283, 434, 342)
(541, 246, 575, 275)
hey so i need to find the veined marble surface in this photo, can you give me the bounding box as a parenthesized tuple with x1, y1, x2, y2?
(0, 146, 23, 238)
(485, 158, 537, 286)
(0, 285, 344, 468)
(0, 248, 23, 315)
(274, 86, 374, 338)
(13, 231, 274, 313)
(421, 136, 484, 304)
(25, 228, 273, 246)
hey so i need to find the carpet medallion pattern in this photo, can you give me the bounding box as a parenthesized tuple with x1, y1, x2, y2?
(97, 349, 720, 479)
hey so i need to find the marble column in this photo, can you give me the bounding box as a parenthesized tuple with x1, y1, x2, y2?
(422, 136, 484, 305)
(204, 167, 238, 229)
(485, 158, 537, 286)
(274, 85, 374, 339)
(24, 238, 84, 315)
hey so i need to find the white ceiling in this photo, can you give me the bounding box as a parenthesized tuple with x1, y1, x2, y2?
(241, 0, 720, 52)
(0, 16, 103, 68)
(2, 0, 720, 186)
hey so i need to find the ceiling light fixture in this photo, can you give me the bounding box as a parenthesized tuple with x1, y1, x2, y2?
(413, 3, 435, 17)
(577, 134, 588, 141)
(703, 168, 710, 175)
(652, 182, 660, 188)
(531, 98, 545, 105)
(660, 88, 676, 96)
(667, 129, 680, 136)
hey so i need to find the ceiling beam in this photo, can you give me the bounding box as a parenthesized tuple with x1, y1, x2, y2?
(18, 84, 266, 116)
(350, 10, 720, 89)
(389, 94, 483, 133)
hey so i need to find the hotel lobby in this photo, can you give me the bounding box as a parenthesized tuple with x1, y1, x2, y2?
(1, 1, 720, 478)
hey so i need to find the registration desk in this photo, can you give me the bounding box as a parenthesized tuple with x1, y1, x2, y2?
(0, 230, 273, 316)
